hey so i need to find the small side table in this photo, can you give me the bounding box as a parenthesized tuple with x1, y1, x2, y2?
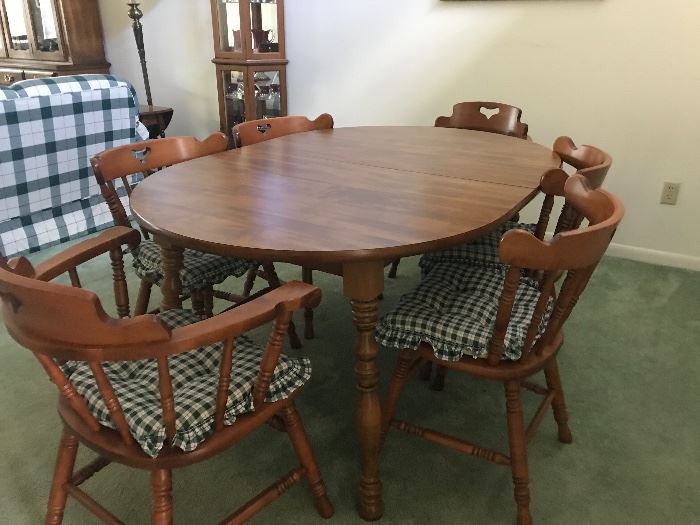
(139, 105, 174, 139)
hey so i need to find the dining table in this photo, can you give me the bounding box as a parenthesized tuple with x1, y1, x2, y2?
(129, 125, 560, 520)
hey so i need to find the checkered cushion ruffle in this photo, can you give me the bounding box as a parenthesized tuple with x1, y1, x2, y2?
(61, 309, 311, 457)
(419, 221, 537, 277)
(132, 239, 258, 290)
(376, 262, 553, 361)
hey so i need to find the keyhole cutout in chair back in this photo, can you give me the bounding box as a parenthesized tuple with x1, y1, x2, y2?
(131, 147, 151, 163)
(480, 107, 501, 120)
(257, 123, 272, 134)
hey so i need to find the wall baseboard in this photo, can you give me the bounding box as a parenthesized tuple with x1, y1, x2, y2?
(605, 242, 700, 271)
(544, 232, 700, 271)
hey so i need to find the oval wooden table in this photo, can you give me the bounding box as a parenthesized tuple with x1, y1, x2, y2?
(130, 126, 560, 520)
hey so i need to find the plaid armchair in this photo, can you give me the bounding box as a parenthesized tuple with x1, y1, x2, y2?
(0, 74, 148, 257)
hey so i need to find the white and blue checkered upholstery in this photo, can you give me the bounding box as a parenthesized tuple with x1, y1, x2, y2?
(62, 309, 311, 457)
(0, 75, 149, 257)
(132, 239, 257, 290)
(419, 221, 537, 277)
(376, 262, 553, 362)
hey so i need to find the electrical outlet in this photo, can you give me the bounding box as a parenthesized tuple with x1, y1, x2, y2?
(660, 182, 680, 205)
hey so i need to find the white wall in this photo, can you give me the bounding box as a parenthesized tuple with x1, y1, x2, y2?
(98, 0, 700, 269)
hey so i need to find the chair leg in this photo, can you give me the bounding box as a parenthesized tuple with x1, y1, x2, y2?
(45, 429, 79, 525)
(382, 349, 415, 437)
(264, 262, 302, 349)
(419, 360, 433, 381)
(281, 404, 334, 519)
(243, 266, 258, 298)
(191, 289, 206, 318)
(204, 288, 215, 318)
(504, 381, 533, 525)
(135, 279, 153, 315)
(388, 259, 400, 279)
(431, 364, 448, 391)
(302, 267, 315, 340)
(151, 469, 173, 525)
(544, 359, 573, 443)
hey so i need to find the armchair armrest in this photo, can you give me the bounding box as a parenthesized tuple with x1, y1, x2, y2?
(34, 226, 141, 282)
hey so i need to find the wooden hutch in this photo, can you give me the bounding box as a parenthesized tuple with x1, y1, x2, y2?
(210, 0, 287, 141)
(0, 0, 108, 86)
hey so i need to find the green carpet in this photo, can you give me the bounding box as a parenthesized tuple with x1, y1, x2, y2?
(1, 242, 698, 524)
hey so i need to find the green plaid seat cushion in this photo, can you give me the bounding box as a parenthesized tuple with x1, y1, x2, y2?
(376, 262, 553, 362)
(419, 221, 536, 277)
(61, 309, 310, 457)
(132, 239, 257, 291)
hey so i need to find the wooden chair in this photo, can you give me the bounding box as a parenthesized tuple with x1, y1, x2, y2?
(434, 101, 529, 138)
(417, 138, 611, 390)
(387, 101, 528, 279)
(233, 114, 335, 341)
(377, 175, 624, 524)
(90, 133, 287, 324)
(0, 229, 333, 524)
(232, 113, 334, 149)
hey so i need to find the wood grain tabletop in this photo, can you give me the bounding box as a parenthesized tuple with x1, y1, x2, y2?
(130, 126, 559, 264)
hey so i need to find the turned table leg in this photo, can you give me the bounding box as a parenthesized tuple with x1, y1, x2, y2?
(156, 236, 184, 312)
(343, 260, 385, 521)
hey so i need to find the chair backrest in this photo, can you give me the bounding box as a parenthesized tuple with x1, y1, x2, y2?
(434, 102, 528, 139)
(553, 136, 612, 189)
(90, 133, 228, 235)
(0, 254, 317, 453)
(232, 113, 334, 147)
(485, 174, 623, 366)
(539, 137, 613, 237)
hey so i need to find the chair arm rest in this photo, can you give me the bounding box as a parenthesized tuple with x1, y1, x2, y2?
(34, 226, 141, 282)
(163, 281, 321, 353)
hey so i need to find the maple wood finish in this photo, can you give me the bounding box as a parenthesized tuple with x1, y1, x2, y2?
(233, 113, 335, 339)
(0, 234, 333, 524)
(0, 0, 109, 85)
(233, 113, 334, 148)
(381, 175, 624, 525)
(421, 136, 612, 393)
(387, 101, 529, 279)
(91, 133, 265, 318)
(129, 126, 560, 520)
(435, 101, 528, 138)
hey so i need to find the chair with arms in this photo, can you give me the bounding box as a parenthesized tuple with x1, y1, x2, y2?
(233, 114, 335, 341)
(387, 101, 529, 279)
(0, 231, 333, 524)
(90, 133, 292, 327)
(417, 138, 612, 390)
(376, 175, 624, 524)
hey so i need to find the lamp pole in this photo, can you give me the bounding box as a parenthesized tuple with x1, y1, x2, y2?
(127, 3, 153, 107)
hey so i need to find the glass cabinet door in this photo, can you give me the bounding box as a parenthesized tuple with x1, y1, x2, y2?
(222, 69, 246, 133)
(252, 68, 282, 119)
(4, 0, 31, 54)
(27, 0, 61, 55)
(249, 0, 280, 55)
(216, 0, 243, 54)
